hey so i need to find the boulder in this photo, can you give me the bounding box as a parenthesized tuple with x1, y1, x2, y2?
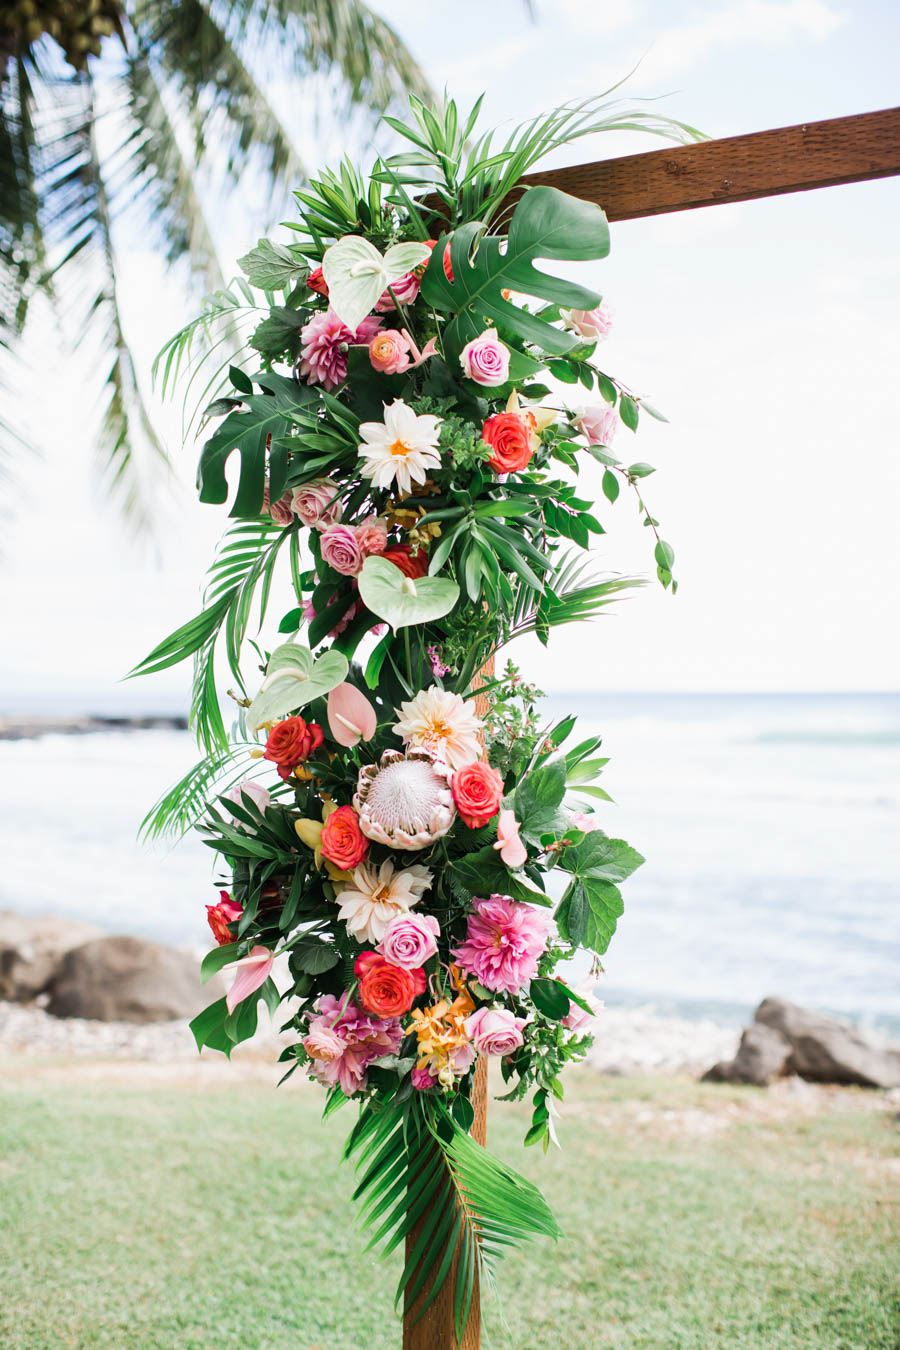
(754, 997, 900, 1089)
(46, 936, 219, 1023)
(702, 1023, 792, 1086)
(0, 910, 104, 1002)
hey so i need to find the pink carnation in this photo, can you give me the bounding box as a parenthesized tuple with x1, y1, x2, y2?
(299, 308, 382, 391)
(355, 515, 388, 556)
(304, 994, 403, 1097)
(380, 912, 440, 970)
(575, 405, 618, 448)
(451, 894, 550, 995)
(320, 523, 365, 577)
(291, 479, 343, 530)
(411, 1066, 439, 1091)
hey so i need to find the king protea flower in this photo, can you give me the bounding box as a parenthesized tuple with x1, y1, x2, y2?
(357, 399, 442, 494)
(354, 748, 456, 850)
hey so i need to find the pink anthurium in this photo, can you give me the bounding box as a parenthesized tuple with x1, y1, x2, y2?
(226, 946, 274, 1013)
(494, 809, 527, 869)
(327, 682, 377, 747)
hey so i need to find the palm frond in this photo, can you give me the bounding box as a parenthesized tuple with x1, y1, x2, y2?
(345, 1095, 560, 1340)
(510, 552, 645, 643)
(140, 740, 261, 839)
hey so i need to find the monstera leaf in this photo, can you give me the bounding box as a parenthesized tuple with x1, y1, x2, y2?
(419, 186, 610, 365)
(247, 642, 348, 729)
(323, 236, 432, 332)
(357, 556, 459, 630)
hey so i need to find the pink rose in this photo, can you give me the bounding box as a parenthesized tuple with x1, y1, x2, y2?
(375, 270, 421, 312)
(380, 913, 440, 970)
(575, 405, 618, 447)
(465, 1006, 527, 1056)
(226, 780, 271, 813)
(369, 329, 412, 374)
(561, 301, 612, 342)
(355, 515, 388, 556)
(562, 982, 604, 1032)
(320, 524, 365, 577)
(304, 1023, 345, 1061)
(459, 329, 510, 386)
(291, 479, 342, 530)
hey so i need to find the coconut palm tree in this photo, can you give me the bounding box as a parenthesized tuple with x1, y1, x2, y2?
(0, 0, 430, 527)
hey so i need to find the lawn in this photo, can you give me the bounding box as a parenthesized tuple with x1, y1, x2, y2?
(0, 1063, 897, 1350)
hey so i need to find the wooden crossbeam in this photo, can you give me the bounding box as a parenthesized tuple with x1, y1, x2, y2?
(502, 107, 900, 222)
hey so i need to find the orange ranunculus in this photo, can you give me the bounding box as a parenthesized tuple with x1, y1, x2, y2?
(263, 716, 324, 778)
(320, 805, 369, 870)
(355, 951, 426, 1018)
(482, 411, 536, 474)
(381, 544, 429, 580)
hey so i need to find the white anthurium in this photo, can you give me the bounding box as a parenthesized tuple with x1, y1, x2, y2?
(322, 236, 432, 332)
(247, 642, 349, 730)
(358, 556, 459, 632)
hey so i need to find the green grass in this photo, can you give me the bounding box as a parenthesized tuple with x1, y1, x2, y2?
(0, 1065, 897, 1350)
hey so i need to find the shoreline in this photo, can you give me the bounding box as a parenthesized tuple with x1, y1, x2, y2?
(0, 714, 188, 741)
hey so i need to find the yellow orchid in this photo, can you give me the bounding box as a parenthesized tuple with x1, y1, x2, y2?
(506, 388, 557, 435)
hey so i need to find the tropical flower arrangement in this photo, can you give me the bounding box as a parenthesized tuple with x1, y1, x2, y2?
(136, 92, 686, 1340)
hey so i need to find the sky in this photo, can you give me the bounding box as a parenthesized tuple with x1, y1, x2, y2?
(1, 0, 899, 710)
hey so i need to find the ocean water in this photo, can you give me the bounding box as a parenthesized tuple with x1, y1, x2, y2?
(1, 692, 897, 1032)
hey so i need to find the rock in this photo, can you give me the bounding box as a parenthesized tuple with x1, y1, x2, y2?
(702, 1023, 792, 1086)
(46, 936, 220, 1023)
(0, 910, 104, 1002)
(754, 997, 900, 1089)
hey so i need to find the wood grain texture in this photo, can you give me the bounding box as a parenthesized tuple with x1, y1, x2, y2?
(403, 659, 493, 1350)
(478, 107, 900, 223)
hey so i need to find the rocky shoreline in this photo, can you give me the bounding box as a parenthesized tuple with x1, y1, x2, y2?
(0, 714, 187, 741)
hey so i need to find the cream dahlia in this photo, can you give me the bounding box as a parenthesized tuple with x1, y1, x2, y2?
(393, 688, 483, 772)
(336, 858, 432, 944)
(354, 748, 456, 850)
(357, 399, 442, 495)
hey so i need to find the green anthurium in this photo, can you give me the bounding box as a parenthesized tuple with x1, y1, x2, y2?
(357, 556, 459, 631)
(246, 643, 348, 729)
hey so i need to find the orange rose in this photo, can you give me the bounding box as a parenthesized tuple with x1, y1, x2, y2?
(263, 716, 324, 778)
(306, 266, 329, 296)
(320, 805, 369, 870)
(355, 951, 426, 1018)
(451, 761, 504, 828)
(381, 544, 429, 580)
(482, 411, 536, 474)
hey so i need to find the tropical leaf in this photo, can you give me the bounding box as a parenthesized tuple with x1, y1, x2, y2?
(510, 552, 644, 645)
(420, 186, 610, 366)
(345, 1094, 560, 1341)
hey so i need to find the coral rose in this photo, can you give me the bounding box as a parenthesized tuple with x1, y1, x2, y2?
(381, 544, 428, 580)
(451, 761, 504, 828)
(320, 805, 369, 870)
(263, 716, 324, 776)
(355, 951, 426, 1018)
(206, 891, 242, 945)
(482, 411, 535, 474)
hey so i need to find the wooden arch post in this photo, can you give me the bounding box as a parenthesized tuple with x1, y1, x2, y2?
(402, 105, 900, 1350)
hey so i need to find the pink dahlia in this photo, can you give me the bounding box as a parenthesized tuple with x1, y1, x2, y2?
(451, 894, 551, 995)
(304, 993, 403, 1097)
(298, 308, 382, 391)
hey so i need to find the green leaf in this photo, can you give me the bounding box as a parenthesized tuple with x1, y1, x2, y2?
(420, 186, 610, 364)
(582, 878, 625, 955)
(641, 401, 669, 423)
(654, 539, 675, 571)
(619, 395, 639, 431)
(238, 238, 309, 291)
(290, 936, 341, 975)
(627, 462, 656, 478)
(564, 830, 645, 884)
(250, 307, 305, 357)
(555, 878, 588, 946)
(200, 944, 242, 983)
(514, 760, 567, 841)
(247, 642, 349, 728)
(197, 382, 318, 517)
(189, 998, 233, 1057)
(601, 469, 619, 503)
(358, 556, 459, 631)
(530, 977, 571, 1020)
(596, 373, 617, 405)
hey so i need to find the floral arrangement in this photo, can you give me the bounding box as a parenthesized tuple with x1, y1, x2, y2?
(136, 92, 686, 1339)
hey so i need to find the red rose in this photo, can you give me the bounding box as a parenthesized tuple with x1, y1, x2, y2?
(263, 716, 324, 776)
(206, 891, 243, 946)
(451, 761, 504, 828)
(355, 951, 426, 1018)
(381, 545, 428, 580)
(320, 805, 369, 870)
(307, 266, 329, 296)
(482, 411, 535, 474)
